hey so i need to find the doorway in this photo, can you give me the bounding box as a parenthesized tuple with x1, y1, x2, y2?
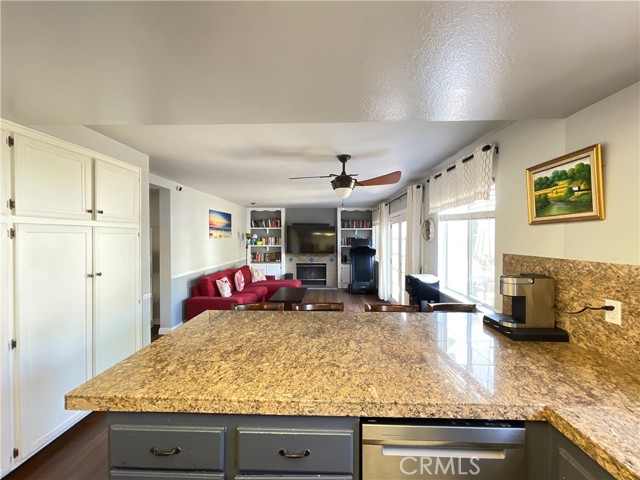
(149, 184, 171, 337)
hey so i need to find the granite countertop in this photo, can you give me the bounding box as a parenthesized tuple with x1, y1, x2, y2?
(66, 310, 640, 480)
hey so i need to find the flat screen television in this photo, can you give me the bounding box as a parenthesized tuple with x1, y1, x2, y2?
(286, 224, 336, 254)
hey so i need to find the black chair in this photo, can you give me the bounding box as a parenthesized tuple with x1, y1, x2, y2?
(365, 303, 419, 312)
(232, 302, 284, 311)
(424, 302, 477, 313)
(294, 302, 345, 311)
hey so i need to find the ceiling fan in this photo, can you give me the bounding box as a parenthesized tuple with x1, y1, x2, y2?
(289, 154, 401, 199)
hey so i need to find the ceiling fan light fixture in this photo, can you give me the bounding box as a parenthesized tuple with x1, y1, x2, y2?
(331, 175, 355, 199)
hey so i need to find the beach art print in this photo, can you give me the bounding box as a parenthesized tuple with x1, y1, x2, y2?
(209, 209, 232, 238)
(526, 144, 604, 224)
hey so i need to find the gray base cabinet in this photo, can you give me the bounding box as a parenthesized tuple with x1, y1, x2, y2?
(108, 413, 358, 480)
(526, 422, 615, 480)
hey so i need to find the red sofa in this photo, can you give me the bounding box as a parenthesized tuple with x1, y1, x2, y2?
(185, 265, 302, 320)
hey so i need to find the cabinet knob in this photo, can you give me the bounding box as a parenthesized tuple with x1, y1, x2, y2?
(86, 209, 93, 213)
(97, 210, 104, 214)
(278, 448, 311, 459)
(95, 272, 103, 277)
(87, 274, 94, 278)
(149, 446, 182, 457)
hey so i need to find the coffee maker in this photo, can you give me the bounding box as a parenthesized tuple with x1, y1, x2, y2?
(483, 274, 569, 341)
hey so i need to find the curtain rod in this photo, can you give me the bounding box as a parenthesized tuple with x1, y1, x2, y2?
(427, 144, 497, 182)
(384, 184, 422, 206)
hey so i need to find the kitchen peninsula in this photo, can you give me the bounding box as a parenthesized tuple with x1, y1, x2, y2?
(66, 311, 640, 479)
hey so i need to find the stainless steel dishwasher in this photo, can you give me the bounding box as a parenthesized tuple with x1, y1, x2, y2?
(362, 418, 526, 479)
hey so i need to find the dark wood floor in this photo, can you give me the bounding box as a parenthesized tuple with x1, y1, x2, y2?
(2, 289, 383, 480)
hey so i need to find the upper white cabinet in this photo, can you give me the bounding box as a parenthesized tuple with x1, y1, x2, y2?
(11, 133, 139, 223)
(94, 158, 140, 223)
(1, 130, 13, 216)
(14, 134, 93, 220)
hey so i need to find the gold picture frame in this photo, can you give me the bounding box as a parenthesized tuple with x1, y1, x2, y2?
(526, 144, 604, 225)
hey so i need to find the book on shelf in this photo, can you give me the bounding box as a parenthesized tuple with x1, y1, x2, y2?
(251, 218, 281, 228)
(341, 219, 371, 228)
(252, 252, 281, 263)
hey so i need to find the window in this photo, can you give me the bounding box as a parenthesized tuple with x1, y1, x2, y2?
(438, 186, 495, 308)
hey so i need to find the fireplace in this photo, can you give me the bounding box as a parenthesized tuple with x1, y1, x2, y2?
(296, 263, 327, 286)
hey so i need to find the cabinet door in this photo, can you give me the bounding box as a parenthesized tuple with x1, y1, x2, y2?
(264, 263, 282, 279)
(1, 130, 12, 216)
(0, 222, 15, 476)
(94, 158, 140, 223)
(94, 227, 141, 375)
(14, 134, 92, 220)
(15, 224, 92, 460)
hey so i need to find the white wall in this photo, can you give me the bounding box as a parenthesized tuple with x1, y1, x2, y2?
(149, 176, 247, 276)
(564, 83, 640, 263)
(149, 174, 247, 327)
(422, 83, 640, 309)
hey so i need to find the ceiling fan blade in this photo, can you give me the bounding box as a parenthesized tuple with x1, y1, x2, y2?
(356, 171, 401, 187)
(289, 174, 336, 180)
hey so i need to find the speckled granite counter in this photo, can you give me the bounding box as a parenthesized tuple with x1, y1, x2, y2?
(66, 311, 640, 479)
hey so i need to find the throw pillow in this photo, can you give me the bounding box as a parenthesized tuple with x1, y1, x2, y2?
(234, 269, 245, 292)
(251, 268, 267, 283)
(215, 277, 232, 297)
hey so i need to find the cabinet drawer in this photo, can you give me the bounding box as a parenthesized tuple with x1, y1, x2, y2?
(237, 428, 354, 474)
(111, 470, 223, 479)
(110, 424, 224, 471)
(235, 476, 352, 480)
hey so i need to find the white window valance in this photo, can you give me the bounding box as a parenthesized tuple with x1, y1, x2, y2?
(428, 144, 495, 213)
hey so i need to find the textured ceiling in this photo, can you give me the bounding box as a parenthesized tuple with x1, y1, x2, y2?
(2, 1, 639, 208)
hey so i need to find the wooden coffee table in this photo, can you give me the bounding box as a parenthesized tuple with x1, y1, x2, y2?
(268, 287, 308, 311)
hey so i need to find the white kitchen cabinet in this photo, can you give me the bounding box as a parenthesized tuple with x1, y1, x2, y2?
(11, 132, 140, 223)
(14, 224, 93, 462)
(1, 130, 12, 215)
(13, 133, 93, 220)
(94, 158, 140, 223)
(0, 120, 143, 476)
(0, 222, 15, 477)
(94, 227, 141, 375)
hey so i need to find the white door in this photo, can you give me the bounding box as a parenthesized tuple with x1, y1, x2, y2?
(13, 134, 92, 220)
(94, 158, 140, 223)
(390, 216, 407, 304)
(93, 227, 141, 375)
(15, 224, 92, 461)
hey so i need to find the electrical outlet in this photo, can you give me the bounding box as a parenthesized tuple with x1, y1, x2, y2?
(605, 299, 622, 326)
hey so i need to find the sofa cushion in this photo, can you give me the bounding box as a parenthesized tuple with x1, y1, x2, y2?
(251, 268, 267, 283)
(242, 285, 268, 302)
(216, 277, 232, 297)
(234, 269, 245, 292)
(199, 270, 229, 297)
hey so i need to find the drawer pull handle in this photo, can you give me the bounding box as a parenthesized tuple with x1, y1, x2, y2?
(278, 448, 311, 459)
(149, 446, 182, 457)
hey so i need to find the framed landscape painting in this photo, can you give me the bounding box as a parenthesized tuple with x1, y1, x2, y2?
(526, 144, 604, 225)
(209, 209, 232, 238)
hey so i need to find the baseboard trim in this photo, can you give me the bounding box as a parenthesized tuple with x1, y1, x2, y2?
(159, 323, 183, 335)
